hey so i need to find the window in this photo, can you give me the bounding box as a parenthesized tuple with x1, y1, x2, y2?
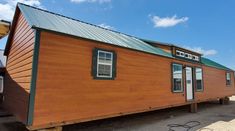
(175, 50, 200, 62)
(172, 64, 183, 92)
(97, 50, 113, 77)
(180, 52, 185, 57)
(195, 68, 203, 91)
(192, 55, 199, 61)
(185, 53, 189, 58)
(0, 76, 3, 93)
(176, 50, 181, 56)
(188, 54, 192, 59)
(176, 50, 184, 57)
(92, 48, 117, 80)
(226, 72, 231, 86)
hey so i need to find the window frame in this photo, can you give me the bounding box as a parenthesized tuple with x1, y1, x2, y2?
(226, 72, 231, 86)
(92, 48, 117, 80)
(175, 49, 200, 62)
(96, 50, 113, 78)
(195, 67, 204, 92)
(172, 63, 184, 93)
(0, 76, 3, 93)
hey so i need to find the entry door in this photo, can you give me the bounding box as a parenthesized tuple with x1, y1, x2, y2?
(186, 67, 194, 101)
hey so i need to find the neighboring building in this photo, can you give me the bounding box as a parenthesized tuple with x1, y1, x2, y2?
(0, 50, 6, 67)
(0, 20, 10, 94)
(0, 20, 10, 39)
(3, 3, 235, 131)
(0, 50, 5, 95)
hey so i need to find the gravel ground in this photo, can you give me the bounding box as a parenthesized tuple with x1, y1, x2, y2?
(1, 97, 235, 131)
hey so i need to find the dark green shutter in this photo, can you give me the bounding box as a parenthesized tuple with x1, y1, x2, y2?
(112, 52, 117, 78)
(27, 30, 41, 125)
(92, 48, 98, 78)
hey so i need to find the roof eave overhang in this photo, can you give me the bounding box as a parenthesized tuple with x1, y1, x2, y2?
(4, 5, 21, 56)
(142, 39, 203, 56)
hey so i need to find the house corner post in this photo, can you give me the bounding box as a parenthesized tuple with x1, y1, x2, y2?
(27, 29, 41, 126)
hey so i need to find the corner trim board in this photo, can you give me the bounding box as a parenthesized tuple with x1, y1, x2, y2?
(27, 29, 41, 126)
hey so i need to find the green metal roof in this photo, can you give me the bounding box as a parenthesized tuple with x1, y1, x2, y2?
(17, 3, 172, 58)
(6, 3, 232, 71)
(201, 57, 232, 71)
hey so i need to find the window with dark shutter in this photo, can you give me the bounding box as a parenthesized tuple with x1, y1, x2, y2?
(172, 63, 183, 92)
(226, 72, 231, 86)
(92, 48, 117, 80)
(195, 68, 203, 91)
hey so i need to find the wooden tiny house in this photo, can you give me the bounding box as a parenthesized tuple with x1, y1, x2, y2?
(3, 3, 235, 130)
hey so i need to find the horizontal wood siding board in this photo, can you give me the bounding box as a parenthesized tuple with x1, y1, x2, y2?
(9, 26, 34, 53)
(10, 19, 30, 47)
(8, 32, 34, 59)
(9, 69, 32, 78)
(11, 13, 30, 36)
(8, 55, 33, 71)
(8, 61, 33, 74)
(7, 30, 34, 54)
(3, 11, 34, 124)
(11, 76, 31, 83)
(7, 64, 33, 76)
(10, 14, 27, 41)
(7, 53, 33, 70)
(7, 56, 33, 69)
(7, 46, 34, 66)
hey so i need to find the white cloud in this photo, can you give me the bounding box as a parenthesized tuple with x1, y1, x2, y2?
(150, 15, 189, 28)
(98, 23, 115, 30)
(71, 0, 111, 4)
(0, 0, 43, 21)
(185, 46, 217, 56)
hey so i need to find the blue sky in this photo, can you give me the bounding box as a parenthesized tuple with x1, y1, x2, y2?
(0, 0, 235, 69)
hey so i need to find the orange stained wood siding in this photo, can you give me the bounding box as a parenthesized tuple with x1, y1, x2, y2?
(4, 12, 35, 124)
(195, 66, 235, 101)
(33, 31, 185, 126)
(32, 31, 235, 127)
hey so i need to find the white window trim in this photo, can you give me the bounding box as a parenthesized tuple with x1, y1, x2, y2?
(226, 72, 231, 86)
(97, 50, 113, 78)
(176, 50, 200, 62)
(176, 50, 181, 56)
(172, 63, 183, 92)
(195, 67, 203, 91)
(193, 56, 199, 61)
